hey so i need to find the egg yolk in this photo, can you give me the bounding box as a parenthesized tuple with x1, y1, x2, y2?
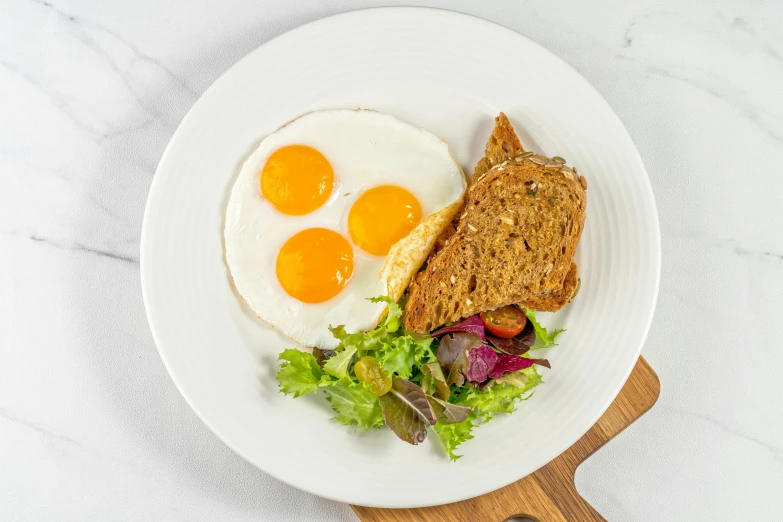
(261, 145, 334, 215)
(348, 185, 422, 256)
(276, 228, 354, 303)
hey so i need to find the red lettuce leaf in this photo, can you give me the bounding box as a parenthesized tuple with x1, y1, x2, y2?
(487, 335, 530, 356)
(488, 354, 550, 379)
(428, 395, 471, 424)
(447, 351, 468, 387)
(431, 315, 486, 342)
(378, 377, 437, 445)
(421, 362, 450, 400)
(478, 378, 496, 392)
(311, 347, 337, 368)
(464, 345, 499, 383)
(487, 319, 536, 355)
(436, 333, 483, 386)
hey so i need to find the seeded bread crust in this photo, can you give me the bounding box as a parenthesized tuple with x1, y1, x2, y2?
(430, 112, 523, 255)
(473, 113, 525, 180)
(403, 151, 587, 333)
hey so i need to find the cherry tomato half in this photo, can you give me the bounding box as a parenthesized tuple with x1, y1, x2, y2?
(480, 305, 527, 338)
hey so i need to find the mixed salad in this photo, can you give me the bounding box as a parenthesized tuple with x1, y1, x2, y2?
(276, 297, 563, 460)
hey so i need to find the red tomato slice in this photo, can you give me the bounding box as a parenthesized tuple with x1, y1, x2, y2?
(480, 306, 527, 338)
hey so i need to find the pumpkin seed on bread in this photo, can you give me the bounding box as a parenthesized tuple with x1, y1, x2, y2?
(403, 115, 586, 333)
(473, 112, 525, 180)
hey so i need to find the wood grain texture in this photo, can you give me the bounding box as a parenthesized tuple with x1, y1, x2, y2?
(352, 356, 660, 522)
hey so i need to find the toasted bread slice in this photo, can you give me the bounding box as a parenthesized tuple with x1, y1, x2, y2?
(518, 262, 580, 312)
(429, 113, 524, 255)
(473, 112, 525, 180)
(403, 152, 587, 333)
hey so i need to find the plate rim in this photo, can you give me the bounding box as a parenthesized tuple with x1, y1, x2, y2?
(141, 5, 661, 508)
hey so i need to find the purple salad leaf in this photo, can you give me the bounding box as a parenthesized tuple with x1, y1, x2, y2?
(420, 362, 450, 400)
(312, 347, 337, 368)
(478, 379, 496, 392)
(378, 377, 437, 445)
(431, 315, 486, 342)
(487, 335, 530, 356)
(437, 333, 484, 386)
(447, 351, 468, 387)
(428, 395, 471, 424)
(488, 354, 550, 379)
(464, 344, 499, 383)
(486, 319, 536, 355)
(437, 333, 483, 369)
(313, 347, 336, 366)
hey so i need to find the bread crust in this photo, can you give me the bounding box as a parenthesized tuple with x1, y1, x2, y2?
(473, 112, 525, 180)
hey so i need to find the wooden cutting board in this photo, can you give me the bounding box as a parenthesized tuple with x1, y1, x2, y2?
(352, 356, 659, 522)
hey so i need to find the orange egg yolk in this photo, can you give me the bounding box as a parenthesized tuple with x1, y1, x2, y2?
(348, 185, 422, 256)
(261, 145, 334, 215)
(276, 228, 354, 303)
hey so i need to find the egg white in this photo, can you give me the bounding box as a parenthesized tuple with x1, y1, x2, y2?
(224, 109, 465, 349)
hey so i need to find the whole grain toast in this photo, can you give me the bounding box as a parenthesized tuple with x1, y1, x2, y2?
(403, 117, 586, 333)
(472, 113, 525, 180)
(430, 112, 524, 255)
(518, 261, 580, 312)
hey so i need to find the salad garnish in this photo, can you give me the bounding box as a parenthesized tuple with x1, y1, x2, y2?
(277, 297, 562, 460)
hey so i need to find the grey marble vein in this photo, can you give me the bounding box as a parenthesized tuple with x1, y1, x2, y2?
(0, 59, 112, 139)
(622, 21, 635, 48)
(31, 0, 199, 97)
(645, 65, 783, 145)
(733, 245, 783, 262)
(671, 409, 783, 462)
(2, 0, 197, 141)
(726, 16, 783, 63)
(0, 405, 86, 450)
(28, 233, 139, 264)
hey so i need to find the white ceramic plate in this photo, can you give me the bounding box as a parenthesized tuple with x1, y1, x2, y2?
(141, 7, 660, 508)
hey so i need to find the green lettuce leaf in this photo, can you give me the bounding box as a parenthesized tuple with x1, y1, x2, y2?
(277, 349, 323, 398)
(495, 365, 544, 392)
(322, 379, 384, 431)
(322, 345, 358, 379)
(455, 367, 542, 421)
(326, 296, 403, 355)
(431, 367, 542, 460)
(369, 296, 402, 332)
(375, 334, 436, 380)
(432, 413, 477, 461)
(329, 325, 385, 353)
(522, 309, 565, 349)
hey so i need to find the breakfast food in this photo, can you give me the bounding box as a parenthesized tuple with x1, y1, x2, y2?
(275, 112, 585, 460)
(403, 131, 587, 332)
(225, 110, 465, 349)
(472, 112, 526, 180)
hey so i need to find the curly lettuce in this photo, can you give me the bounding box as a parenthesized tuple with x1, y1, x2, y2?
(522, 309, 565, 349)
(277, 297, 561, 461)
(322, 379, 384, 431)
(277, 349, 324, 398)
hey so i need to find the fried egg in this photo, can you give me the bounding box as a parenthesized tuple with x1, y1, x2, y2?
(225, 110, 465, 349)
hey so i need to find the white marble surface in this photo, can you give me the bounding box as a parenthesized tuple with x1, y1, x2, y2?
(1, 0, 781, 520)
